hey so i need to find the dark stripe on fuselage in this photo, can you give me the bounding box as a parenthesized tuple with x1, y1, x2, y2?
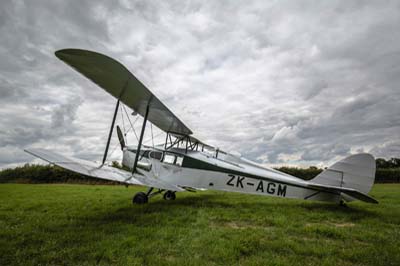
(181, 155, 321, 191)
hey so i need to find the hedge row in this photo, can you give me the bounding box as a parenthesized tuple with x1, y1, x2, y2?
(0, 163, 399, 184)
(275, 167, 322, 180)
(375, 168, 400, 183)
(277, 167, 400, 183)
(0, 164, 121, 185)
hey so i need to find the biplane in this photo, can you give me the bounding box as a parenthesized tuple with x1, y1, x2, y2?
(26, 49, 378, 205)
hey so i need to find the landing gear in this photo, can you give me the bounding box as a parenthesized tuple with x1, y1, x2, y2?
(132, 188, 176, 204)
(339, 199, 347, 207)
(163, 190, 176, 201)
(132, 192, 148, 204)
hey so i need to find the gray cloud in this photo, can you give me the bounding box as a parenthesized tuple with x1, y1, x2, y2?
(0, 0, 399, 169)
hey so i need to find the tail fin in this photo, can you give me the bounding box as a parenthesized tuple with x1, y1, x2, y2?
(312, 153, 376, 194)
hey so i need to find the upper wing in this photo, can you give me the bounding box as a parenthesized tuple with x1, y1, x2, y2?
(55, 49, 192, 136)
(25, 148, 183, 192)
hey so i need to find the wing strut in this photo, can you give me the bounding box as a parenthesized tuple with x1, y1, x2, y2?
(102, 98, 120, 165)
(131, 103, 150, 175)
(101, 79, 129, 165)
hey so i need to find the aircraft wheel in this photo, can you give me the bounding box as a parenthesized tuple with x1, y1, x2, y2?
(133, 192, 148, 204)
(163, 191, 176, 201)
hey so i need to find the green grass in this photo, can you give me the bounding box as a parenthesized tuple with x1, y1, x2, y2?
(1, 184, 399, 266)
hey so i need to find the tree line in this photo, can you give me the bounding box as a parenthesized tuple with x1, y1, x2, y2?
(0, 157, 399, 184)
(277, 158, 400, 183)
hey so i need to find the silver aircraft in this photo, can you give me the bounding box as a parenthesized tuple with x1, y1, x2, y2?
(26, 49, 378, 205)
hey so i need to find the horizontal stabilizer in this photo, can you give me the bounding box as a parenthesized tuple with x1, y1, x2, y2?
(308, 183, 378, 204)
(25, 148, 183, 191)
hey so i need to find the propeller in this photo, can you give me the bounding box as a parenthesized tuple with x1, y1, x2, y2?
(116, 125, 126, 150)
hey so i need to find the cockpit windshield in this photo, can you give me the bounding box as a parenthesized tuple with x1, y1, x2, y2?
(149, 151, 163, 160)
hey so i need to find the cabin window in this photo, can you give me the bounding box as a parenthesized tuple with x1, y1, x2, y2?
(175, 156, 184, 166)
(162, 153, 184, 166)
(149, 151, 162, 160)
(163, 153, 176, 164)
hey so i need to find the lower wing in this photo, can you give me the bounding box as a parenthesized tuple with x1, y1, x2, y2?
(25, 148, 183, 192)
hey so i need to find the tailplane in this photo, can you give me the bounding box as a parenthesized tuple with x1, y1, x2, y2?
(310, 153, 377, 203)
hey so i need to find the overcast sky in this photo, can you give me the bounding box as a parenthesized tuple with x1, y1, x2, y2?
(0, 0, 399, 169)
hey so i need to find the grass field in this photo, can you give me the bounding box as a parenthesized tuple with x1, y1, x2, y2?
(0, 184, 399, 266)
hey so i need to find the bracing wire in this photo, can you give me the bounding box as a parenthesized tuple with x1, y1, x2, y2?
(143, 131, 164, 145)
(124, 116, 139, 135)
(108, 142, 121, 162)
(150, 123, 154, 148)
(122, 105, 139, 141)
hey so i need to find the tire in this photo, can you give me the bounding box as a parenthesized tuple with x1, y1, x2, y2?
(163, 191, 176, 201)
(133, 192, 148, 204)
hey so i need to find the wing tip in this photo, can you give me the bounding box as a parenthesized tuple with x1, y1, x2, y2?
(55, 48, 97, 61)
(55, 48, 74, 59)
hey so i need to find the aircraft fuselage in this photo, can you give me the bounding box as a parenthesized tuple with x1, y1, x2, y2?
(122, 146, 341, 203)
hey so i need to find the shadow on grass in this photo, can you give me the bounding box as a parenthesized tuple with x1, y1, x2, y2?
(76, 193, 376, 227)
(300, 201, 376, 215)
